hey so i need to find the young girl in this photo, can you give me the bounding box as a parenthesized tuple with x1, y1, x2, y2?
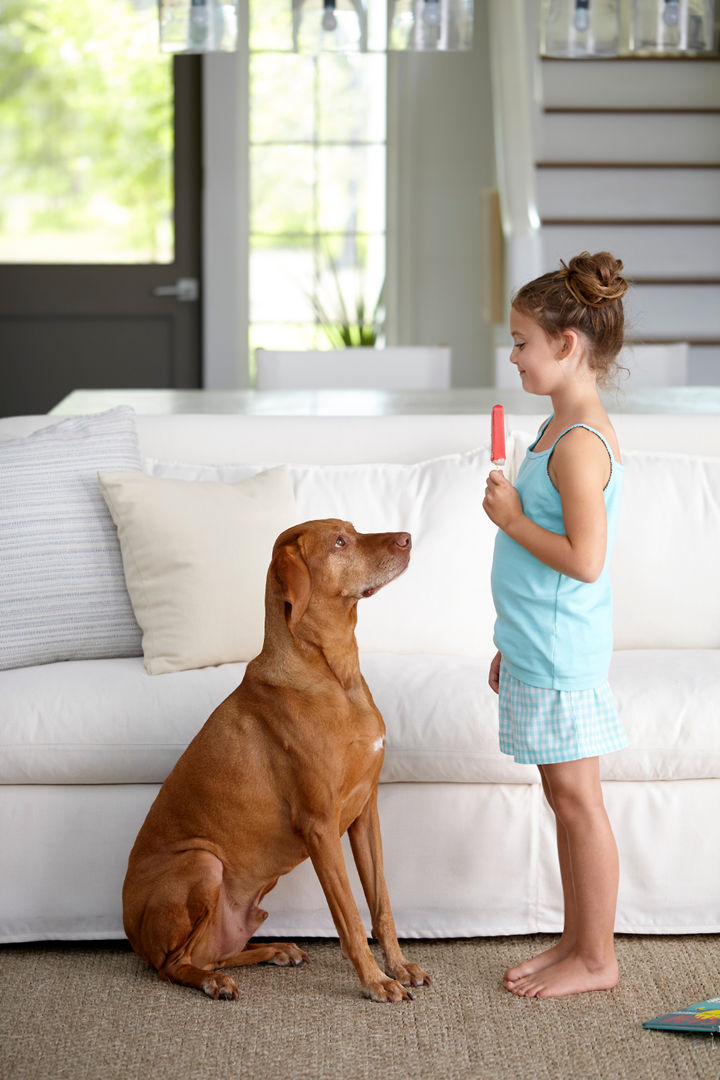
(483, 251, 629, 999)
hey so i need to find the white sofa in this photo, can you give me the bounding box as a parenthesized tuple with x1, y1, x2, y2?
(1, 408, 719, 944)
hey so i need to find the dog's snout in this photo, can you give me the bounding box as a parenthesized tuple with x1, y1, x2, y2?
(393, 532, 411, 550)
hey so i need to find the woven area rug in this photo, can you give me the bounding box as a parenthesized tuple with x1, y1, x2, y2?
(1, 934, 719, 1080)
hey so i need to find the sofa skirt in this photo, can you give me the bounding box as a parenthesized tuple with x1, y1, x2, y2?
(1, 779, 718, 943)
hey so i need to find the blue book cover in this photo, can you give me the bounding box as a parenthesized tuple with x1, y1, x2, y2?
(643, 997, 720, 1034)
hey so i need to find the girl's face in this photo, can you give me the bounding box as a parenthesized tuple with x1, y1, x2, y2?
(509, 307, 567, 395)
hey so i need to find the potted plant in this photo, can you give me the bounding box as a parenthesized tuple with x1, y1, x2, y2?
(309, 251, 385, 349)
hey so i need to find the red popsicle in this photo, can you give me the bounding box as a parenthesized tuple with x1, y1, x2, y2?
(491, 404, 506, 465)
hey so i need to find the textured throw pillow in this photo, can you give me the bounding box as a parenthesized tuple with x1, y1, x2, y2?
(146, 448, 497, 657)
(0, 407, 143, 670)
(98, 467, 298, 674)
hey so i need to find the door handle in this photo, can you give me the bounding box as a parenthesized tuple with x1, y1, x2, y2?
(152, 277, 199, 302)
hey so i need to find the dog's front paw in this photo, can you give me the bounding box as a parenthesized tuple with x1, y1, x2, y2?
(362, 974, 414, 1003)
(202, 972, 239, 1001)
(386, 960, 431, 989)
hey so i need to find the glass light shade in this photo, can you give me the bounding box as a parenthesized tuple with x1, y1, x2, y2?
(629, 0, 715, 53)
(389, 0, 473, 51)
(292, 0, 370, 53)
(158, 0, 238, 53)
(540, 0, 620, 57)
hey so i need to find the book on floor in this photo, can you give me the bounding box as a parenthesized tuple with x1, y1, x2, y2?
(643, 997, 720, 1034)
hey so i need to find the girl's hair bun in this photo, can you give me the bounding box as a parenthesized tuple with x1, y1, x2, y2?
(512, 249, 629, 387)
(560, 251, 628, 308)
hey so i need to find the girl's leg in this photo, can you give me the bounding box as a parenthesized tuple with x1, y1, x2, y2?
(509, 756, 620, 999)
(504, 766, 577, 986)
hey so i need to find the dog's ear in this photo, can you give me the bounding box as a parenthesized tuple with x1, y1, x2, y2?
(273, 543, 312, 627)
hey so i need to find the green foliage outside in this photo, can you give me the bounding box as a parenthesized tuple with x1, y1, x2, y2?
(309, 248, 385, 348)
(0, 0, 172, 262)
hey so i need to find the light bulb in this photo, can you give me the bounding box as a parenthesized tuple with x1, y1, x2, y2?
(574, 0, 590, 31)
(322, 2, 338, 31)
(422, 0, 442, 28)
(663, 0, 680, 26)
(189, 0, 209, 47)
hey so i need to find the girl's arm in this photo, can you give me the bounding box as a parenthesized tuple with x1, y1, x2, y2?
(484, 428, 610, 583)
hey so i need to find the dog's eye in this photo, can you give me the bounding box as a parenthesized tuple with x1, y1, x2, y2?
(335, 536, 346, 548)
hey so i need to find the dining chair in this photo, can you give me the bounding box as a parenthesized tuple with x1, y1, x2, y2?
(255, 346, 452, 390)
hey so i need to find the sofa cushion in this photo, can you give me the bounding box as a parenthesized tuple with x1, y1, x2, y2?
(0, 407, 142, 671)
(375, 650, 720, 783)
(509, 433, 720, 650)
(0, 658, 244, 784)
(145, 448, 498, 657)
(1, 650, 718, 786)
(603, 649, 720, 781)
(611, 451, 720, 649)
(0, 654, 523, 786)
(98, 467, 297, 674)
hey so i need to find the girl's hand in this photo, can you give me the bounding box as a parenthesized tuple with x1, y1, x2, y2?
(489, 650, 502, 694)
(483, 469, 523, 532)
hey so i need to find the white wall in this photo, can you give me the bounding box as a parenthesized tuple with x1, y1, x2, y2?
(385, 9, 497, 386)
(202, 50, 249, 389)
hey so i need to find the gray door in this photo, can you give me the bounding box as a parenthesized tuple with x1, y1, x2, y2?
(0, 4, 202, 418)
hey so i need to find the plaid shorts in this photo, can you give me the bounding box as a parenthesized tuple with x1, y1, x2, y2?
(498, 665, 628, 765)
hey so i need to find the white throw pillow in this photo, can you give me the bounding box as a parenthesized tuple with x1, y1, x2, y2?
(0, 407, 143, 670)
(611, 451, 720, 649)
(146, 448, 498, 656)
(98, 468, 297, 674)
(497, 435, 720, 650)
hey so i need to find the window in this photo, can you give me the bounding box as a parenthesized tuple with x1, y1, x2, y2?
(247, 2, 387, 375)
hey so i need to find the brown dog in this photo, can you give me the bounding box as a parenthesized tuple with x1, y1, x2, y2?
(122, 519, 430, 1002)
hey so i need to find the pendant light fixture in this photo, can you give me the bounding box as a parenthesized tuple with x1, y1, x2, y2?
(158, 0, 238, 53)
(288, 0, 473, 53)
(157, 0, 473, 55)
(292, 0, 371, 53)
(388, 0, 473, 51)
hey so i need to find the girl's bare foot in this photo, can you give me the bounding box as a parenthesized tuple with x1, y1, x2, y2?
(508, 952, 619, 999)
(503, 937, 574, 987)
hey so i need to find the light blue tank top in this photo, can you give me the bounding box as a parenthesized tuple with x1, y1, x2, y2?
(490, 419, 624, 691)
